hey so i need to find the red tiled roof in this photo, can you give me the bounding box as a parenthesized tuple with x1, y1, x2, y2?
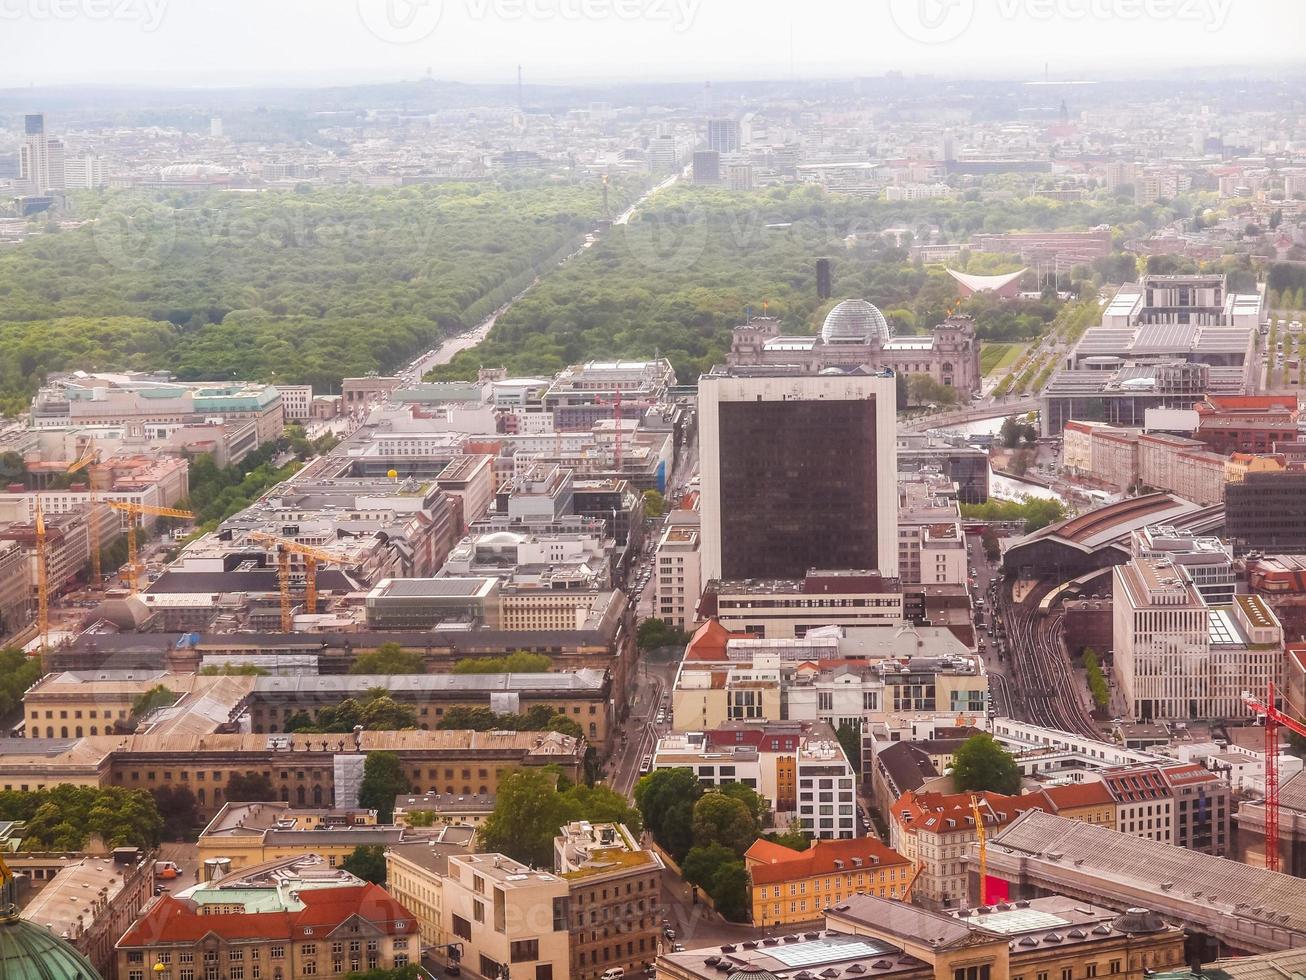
(745, 836, 910, 886)
(1038, 782, 1114, 810)
(118, 885, 415, 947)
(683, 619, 749, 662)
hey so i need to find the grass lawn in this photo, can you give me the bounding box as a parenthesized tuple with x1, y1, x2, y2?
(980, 342, 1027, 377)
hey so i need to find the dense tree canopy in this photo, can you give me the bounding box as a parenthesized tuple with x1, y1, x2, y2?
(949, 734, 1022, 795)
(284, 689, 418, 733)
(635, 767, 705, 862)
(359, 751, 411, 822)
(0, 649, 42, 720)
(430, 183, 1210, 385)
(349, 644, 426, 675)
(451, 652, 553, 673)
(0, 180, 629, 413)
(341, 844, 389, 885)
(0, 786, 163, 850)
(479, 767, 641, 867)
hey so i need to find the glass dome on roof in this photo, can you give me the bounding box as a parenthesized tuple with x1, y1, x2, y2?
(0, 911, 102, 980)
(820, 300, 892, 345)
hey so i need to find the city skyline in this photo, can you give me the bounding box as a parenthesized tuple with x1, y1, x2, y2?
(0, 0, 1303, 88)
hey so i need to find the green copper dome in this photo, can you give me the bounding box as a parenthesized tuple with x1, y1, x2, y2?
(0, 910, 102, 980)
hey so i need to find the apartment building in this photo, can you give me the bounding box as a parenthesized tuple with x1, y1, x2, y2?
(443, 853, 571, 980)
(671, 624, 985, 733)
(888, 785, 1118, 908)
(653, 720, 858, 838)
(555, 822, 663, 980)
(1087, 760, 1230, 854)
(654, 513, 701, 630)
(744, 836, 911, 926)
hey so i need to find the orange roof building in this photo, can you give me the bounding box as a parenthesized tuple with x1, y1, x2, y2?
(116, 884, 417, 980)
(745, 836, 912, 926)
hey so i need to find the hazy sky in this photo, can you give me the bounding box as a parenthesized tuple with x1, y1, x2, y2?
(0, 0, 1303, 88)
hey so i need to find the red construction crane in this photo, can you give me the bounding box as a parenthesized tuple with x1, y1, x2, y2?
(1243, 681, 1306, 873)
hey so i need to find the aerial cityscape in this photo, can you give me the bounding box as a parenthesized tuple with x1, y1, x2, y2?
(2, 3, 1306, 980)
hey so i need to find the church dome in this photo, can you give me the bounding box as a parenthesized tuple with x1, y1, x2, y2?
(820, 300, 892, 345)
(0, 911, 102, 980)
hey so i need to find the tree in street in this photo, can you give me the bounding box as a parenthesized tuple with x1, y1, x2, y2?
(949, 734, 1021, 795)
(635, 767, 704, 862)
(636, 618, 689, 653)
(341, 844, 388, 885)
(692, 792, 758, 855)
(225, 772, 278, 803)
(152, 786, 200, 839)
(836, 722, 862, 778)
(358, 751, 411, 822)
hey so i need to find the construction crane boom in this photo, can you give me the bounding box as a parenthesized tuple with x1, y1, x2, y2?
(900, 860, 925, 903)
(107, 501, 195, 594)
(970, 795, 989, 907)
(1243, 682, 1306, 873)
(247, 531, 357, 632)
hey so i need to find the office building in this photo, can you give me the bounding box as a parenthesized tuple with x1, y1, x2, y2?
(707, 117, 739, 154)
(1226, 470, 1306, 553)
(1113, 557, 1283, 721)
(699, 368, 898, 582)
(698, 571, 905, 639)
(19, 113, 65, 194)
(692, 150, 720, 185)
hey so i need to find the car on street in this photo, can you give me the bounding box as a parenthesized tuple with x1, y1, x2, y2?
(640, 755, 653, 773)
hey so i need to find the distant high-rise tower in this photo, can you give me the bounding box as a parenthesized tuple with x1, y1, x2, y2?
(210, 117, 224, 138)
(648, 135, 678, 174)
(816, 258, 832, 300)
(707, 117, 739, 154)
(692, 150, 721, 185)
(19, 114, 65, 195)
(699, 367, 899, 581)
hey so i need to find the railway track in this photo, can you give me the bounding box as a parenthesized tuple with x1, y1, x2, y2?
(999, 591, 1100, 739)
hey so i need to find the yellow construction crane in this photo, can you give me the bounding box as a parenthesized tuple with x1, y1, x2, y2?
(107, 501, 195, 593)
(970, 795, 989, 906)
(246, 531, 357, 632)
(34, 495, 48, 651)
(66, 443, 102, 586)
